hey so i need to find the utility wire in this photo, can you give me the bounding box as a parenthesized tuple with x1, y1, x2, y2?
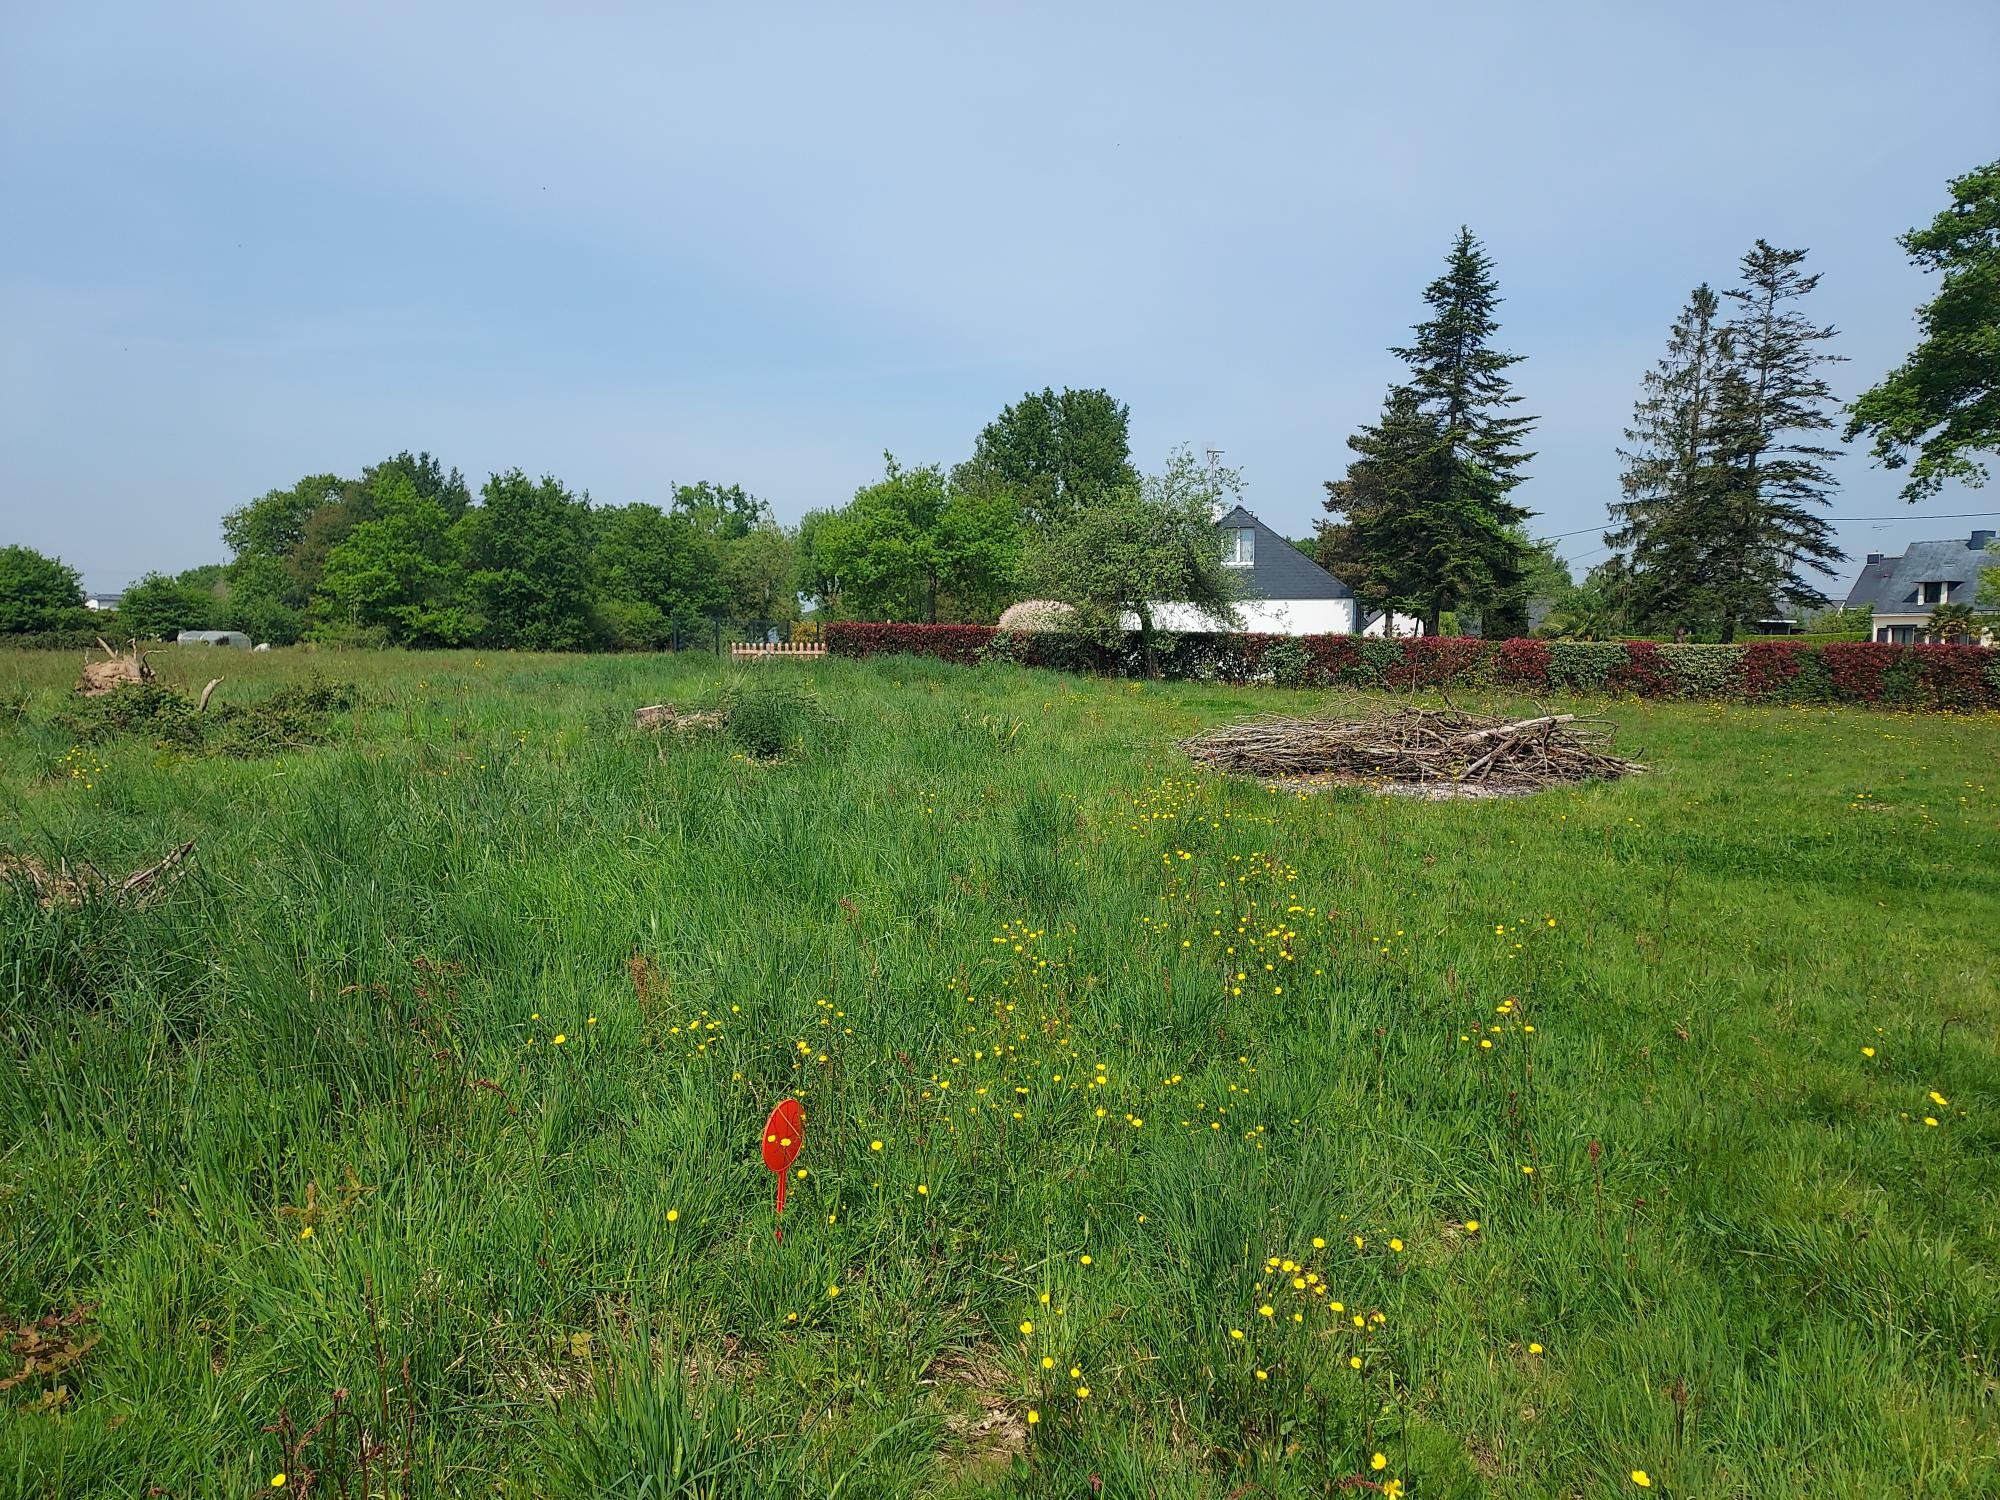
(1536, 509, 2000, 544)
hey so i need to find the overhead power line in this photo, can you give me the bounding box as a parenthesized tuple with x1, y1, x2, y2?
(1536, 510, 2000, 544)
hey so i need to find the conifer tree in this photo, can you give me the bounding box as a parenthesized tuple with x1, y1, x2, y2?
(1322, 228, 1535, 633)
(1608, 285, 1733, 632)
(1706, 241, 1846, 640)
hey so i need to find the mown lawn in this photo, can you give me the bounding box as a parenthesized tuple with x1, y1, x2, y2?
(1, 647, 1996, 1499)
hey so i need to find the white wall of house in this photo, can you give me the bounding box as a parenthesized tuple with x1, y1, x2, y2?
(1360, 611, 1425, 638)
(1122, 598, 1358, 635)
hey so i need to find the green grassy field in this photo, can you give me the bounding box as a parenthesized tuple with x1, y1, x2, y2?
(2, 647, 1996, 1499)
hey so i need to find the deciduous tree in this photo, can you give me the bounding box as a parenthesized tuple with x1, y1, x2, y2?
(120, 571, 217, 638)
(0, 545, 85, 634)
(460, 470, 594, 650)
(1847, 159, 2000, 500)
(954, 387, 1137, 524)
(1027, 446, 1242, 674)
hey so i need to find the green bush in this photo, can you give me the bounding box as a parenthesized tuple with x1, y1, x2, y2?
(53, 675, 358, 757)
(723, 675, 831, 760)
(1261, 637, 1313, 687)
(1545, 641, 1629, 692)
(1657, 644, 1743, 698)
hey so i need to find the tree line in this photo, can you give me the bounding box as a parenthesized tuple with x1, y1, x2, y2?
(2, 159, 1993, 649)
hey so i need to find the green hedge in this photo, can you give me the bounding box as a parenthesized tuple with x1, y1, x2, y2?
(822, 624, 2000, 711)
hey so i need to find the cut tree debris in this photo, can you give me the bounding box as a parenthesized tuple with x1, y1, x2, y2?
(633, 703, 726, 732)
(76, 638, 153, 698)
(1180, 706, 1644, 798)
(0, 840, 196, 909)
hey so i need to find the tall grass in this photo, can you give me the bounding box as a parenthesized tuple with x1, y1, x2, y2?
(1, 646, 1995, 1497)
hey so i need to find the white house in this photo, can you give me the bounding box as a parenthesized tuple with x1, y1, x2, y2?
(1844, 529, 1998, 644)
(84, 591, 124, 612)
(1131, 506, 1421, 637)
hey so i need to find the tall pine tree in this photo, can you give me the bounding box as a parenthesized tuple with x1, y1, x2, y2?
(1608, 284, 1733, 633)
(1322, 228, 1535, 633)
(1707, 241, 1846, 640)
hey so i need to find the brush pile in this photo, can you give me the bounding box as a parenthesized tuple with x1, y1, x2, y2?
(0, 840, 196, 910)
(1180, 707, 1644, 797)
(76, 638, 153, 698)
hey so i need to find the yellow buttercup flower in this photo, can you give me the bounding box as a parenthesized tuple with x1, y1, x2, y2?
(1631, 1472, 1652, 1488)
(1019, 1321, 1034, 1336)
(665, 1209, 679, 1223)
(1027, 1408, 1040, 1425)
(1371, 1452, 1387, 1471)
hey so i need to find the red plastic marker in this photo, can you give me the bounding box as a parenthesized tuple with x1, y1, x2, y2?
(761, 1099, 804, 1241)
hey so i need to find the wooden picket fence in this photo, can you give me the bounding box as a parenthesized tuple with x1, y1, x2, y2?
(729, 641, 827, 661)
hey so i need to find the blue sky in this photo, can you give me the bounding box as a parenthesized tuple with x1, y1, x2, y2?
(3, 1, 1997, 595)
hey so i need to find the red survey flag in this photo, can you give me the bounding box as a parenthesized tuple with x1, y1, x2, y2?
(761, 1098, 804, 1241)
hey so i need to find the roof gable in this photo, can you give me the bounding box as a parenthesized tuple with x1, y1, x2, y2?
(1217, 506, 1353, 600)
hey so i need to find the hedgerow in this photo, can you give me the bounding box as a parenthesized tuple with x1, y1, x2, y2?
(820, 623, 2000, 710)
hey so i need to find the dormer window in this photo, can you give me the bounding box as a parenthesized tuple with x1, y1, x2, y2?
(1223, 527, 1255, 567)
(1919, 580, 1946, 605)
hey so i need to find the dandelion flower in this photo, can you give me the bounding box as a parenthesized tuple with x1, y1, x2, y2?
(1631, 1472, 1652, 1489)
(1259, 1304, 1274, 1318)
(1388, 1239, 1403, 1253)
(666, 1209, 679, 1223)
(1079, 1254, 1092, 1265)
(827, 1285, 841, 1298)
(1528, 1342, 1543, 1354)
(1027, 1408, 1040, 1425)
(1349, 1355, 1362, 1369)
(552, 1034, 566, 1046)
(1861, 1046, 1875, 1058)
(1371, 1452, 1387, 1471)
(1069, 1366, 1081, 1379)
(917, 1184, 929, 1195)
(1075, 1385, 1090, 1399)
(271, 1476, 286, 1489)
(1924, 1116, 1939, 1127)
(1930, 1090, 1949, 1106)
(1230, 1329, 1244, 1340)
(1254, 1368, 1268, 1380)
(1464, 1220, 1480, 1233)
(1042, 1356, 1055, 1369)
(1312, 1236, 1326, 1249)
(870, 1140, 883, 1151)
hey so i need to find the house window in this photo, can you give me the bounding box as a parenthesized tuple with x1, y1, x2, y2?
(1223, 527, 1255, 566)
(1919, 580, 1945, 605)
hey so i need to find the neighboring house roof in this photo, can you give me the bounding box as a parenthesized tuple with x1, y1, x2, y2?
(1218, 506, 1353, 600)
(1844, 530, 1998, 613)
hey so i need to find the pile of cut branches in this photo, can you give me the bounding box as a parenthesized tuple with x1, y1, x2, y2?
(0, 840, 196, 909)
(1180, 707, 1644, 797)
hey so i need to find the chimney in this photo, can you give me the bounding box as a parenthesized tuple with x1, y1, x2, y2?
(1865, 552, 1883, 565)
(1971, 529, 1996, 550)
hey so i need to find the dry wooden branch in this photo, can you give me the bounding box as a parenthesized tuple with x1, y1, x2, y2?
(1180, 707, 1643, 795)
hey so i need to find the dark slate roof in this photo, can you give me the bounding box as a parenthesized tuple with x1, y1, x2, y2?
(1218, 506, 1354, 600)
(1843, 531, 1998, 612)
